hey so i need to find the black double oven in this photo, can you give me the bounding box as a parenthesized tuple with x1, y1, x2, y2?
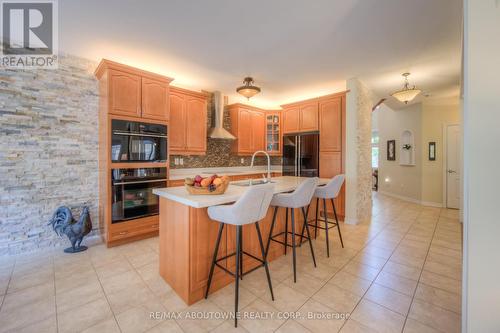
(111, 119, 168, 223)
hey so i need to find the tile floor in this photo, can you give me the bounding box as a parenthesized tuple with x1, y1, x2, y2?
(0, 193, 463, 333)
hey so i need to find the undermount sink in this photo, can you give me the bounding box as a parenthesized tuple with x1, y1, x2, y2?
(231, 179, 276, 186)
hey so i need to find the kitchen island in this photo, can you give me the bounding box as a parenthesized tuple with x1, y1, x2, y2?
(153, 176, 329, 305)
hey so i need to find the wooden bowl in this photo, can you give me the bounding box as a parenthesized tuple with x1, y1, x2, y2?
(185, 179, 230, 195)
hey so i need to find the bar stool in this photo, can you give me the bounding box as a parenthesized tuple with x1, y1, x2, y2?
(307, 174, 345, 257)
(205, 183, 275, 327)
(265, 177, 318, 283)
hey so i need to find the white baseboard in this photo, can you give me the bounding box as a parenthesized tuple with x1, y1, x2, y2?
(378, 191, 443, 208)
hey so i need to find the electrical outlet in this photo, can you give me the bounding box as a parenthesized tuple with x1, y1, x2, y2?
(240, 158, 244, 164)
(174, 158, 179, 165)
(180, 158, 184, 166)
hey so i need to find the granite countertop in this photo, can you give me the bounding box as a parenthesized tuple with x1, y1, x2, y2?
(153, 176, 328, 208)
(168, 165, 283, 180)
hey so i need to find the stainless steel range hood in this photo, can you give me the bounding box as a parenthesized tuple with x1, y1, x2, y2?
(208, 91, 236, 140)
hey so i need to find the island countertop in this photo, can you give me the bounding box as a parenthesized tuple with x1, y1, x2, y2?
(153, 176, 329, 208)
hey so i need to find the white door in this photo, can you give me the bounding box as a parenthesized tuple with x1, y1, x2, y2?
(446, 124, 460, 209)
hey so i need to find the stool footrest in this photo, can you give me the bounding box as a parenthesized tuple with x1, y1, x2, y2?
(269, 231, 310, 248)
(214, 250, 266, 277)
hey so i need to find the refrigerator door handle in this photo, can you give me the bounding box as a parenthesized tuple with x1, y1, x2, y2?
(294, 136, 298, 176)
(298, 135, 301, 176)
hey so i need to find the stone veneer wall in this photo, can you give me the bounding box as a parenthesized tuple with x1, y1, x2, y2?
(0, 54, 100, 255)
(170, 92, 282, 168)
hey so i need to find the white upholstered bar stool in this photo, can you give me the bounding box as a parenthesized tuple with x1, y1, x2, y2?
(205, 183, 275, 328)
(308, 174, 345, 257)
(265, 177, 318, 283)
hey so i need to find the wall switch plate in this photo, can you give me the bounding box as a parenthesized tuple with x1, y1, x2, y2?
(174, 158, 179, 165)
(180, 158, 184, 166)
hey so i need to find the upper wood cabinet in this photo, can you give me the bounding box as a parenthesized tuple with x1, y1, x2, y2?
(282, 101, 319, 133)
(108, 70, 142, 118)
(319, 96, 343, 152)
(169, 87, 208, 155)
(95, 59, 173, 121)
(142, 78, 170, 121)
(228, 104, 266, 155)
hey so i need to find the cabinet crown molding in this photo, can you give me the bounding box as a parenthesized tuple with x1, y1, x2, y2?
(95, 59, 174, 84)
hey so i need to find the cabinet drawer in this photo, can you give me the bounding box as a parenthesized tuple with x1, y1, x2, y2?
(108, 216, 159, 242)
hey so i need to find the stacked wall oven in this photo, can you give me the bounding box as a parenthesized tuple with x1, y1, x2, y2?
(110, 120, 168, 223)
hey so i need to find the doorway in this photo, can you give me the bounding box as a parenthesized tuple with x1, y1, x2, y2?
(445, 124, 461, 209)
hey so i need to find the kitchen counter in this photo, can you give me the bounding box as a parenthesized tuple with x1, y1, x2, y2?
(154, 176, 325, 305)
(154, 176, 328, 208)
(168, 165, 283, 180)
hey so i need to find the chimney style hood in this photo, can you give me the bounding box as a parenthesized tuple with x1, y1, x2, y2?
(208, 91, 236, 140)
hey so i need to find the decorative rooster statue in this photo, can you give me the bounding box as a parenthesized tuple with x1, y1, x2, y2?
(48, 206, 93, 253)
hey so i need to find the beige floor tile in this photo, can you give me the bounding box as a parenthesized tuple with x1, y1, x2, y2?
(352, 252, 387, 269)
(135, 262, 172, 297)
(382, 260, 421, 281)
(7, 268, 54, 293)
(312, 282, 360, 314)
(238, 298, 285, 333)
(408, 299, 461, 333)
(419, 270, 462, 295)
(429, 245, 462, 259)
(276, 320, 312, 333)
(4, 315, 57, 333)
(161, 290, 189, 312)
(261, 283, 309, 313)
(146, 319, 184, 333)
(209, 283, 257, 313)
(339, 319, 379, 332)
(389, 252, 426, 269)
(81, 318, 121, 333)
(239, 268, 279, 297)
(281, 272, 325, 297)
(99, 269, 144, 295)
(364, 283, 412, 315)
(94, 257, 133, 280)
(115, 300, 168, 333)
(414, 283, 461, 314)
(329, 271, 372, 296)
(56, 279, 104, 313)
(1, 281, 54, 311)
(296, 298, 346, 333)
(54, 260, 94, 281)
(176, 299, 226, 333)
(0, 295, 55, 333)
(126, 250, 159, 269)
(296, 260, 339, 282)
(57, 297, 113, 333)
(427, 252, 462, 268)
(341, 261, 380, 281)
(350, 299, 405, 333)
(106, 280, 157, 315)
(358, 246, 393, 260)
(55, 268, 99, 294)
(403, 318, 441, 332)
(375, 271, 417, 296)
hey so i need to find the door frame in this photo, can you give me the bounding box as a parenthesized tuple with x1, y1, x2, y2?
(442, 122, 461, 209)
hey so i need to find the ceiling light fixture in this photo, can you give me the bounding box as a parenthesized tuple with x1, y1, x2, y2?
(391, 73, 421, 104)
(236, 77, 261, 99)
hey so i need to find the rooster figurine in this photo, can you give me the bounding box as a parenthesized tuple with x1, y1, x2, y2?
(48, 206, 93, 253)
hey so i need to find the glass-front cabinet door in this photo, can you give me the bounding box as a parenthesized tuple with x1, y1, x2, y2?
(265, 112, 281, 155)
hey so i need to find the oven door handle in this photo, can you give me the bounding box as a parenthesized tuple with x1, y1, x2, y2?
(113, 131, 168, 139)
(113, 179, 168, 185)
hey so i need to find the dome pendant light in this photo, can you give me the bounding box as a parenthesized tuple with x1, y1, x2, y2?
(391, 73, 421, 104)
(236, 77, 261, 99)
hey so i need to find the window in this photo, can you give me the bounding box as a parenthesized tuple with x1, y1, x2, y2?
(372, 131, 379, 168)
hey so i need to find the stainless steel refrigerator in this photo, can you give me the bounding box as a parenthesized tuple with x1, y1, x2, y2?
(282, 132, 319, 177)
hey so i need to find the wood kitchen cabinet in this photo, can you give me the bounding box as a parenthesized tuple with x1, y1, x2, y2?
(319, 96, 343, 152)
(169, 86, 208, 155)
(265, 112, 281, 155)
(96, 60, 173, 121)
(282, 100, 319, 133)
(228, 103, 266, 155)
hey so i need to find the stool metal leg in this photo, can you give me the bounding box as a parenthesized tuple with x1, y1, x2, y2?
(314, 198, 319, 239)
(291, 208, 297, 283)
(323, 198, 330, 257)
(265, 206, 278, 258)
(239, 227, 243, 280)
(234, 225, 241, 327)
(255, 221, 274, 301)
(205, 222, 224, 299)
(331, 199, 344, 248)
(284, 208, 288, 255)
(301, 207, 316, 267)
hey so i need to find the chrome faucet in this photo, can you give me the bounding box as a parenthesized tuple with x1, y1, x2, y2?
(250, 150, 272, 182)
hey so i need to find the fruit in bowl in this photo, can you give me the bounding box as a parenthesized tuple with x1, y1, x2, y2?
(185, 174, 228, 194)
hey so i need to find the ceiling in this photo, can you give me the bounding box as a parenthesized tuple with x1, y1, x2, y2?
(60, 0, 463, 109)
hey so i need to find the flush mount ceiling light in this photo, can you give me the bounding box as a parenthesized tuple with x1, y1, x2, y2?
(391, 73, 421, 104)
(236, 77, 261, 99)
